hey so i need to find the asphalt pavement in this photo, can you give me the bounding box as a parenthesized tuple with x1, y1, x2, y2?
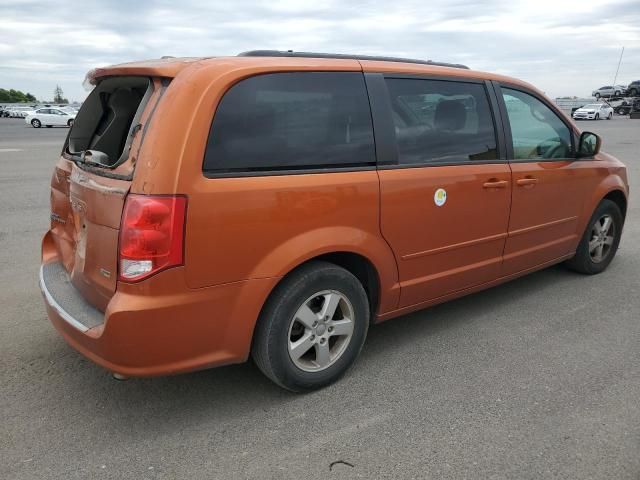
(1, 116, 638, 479)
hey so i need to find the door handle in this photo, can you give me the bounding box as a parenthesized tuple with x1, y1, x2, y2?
(516, 177, 539, 187)
(483, 179, 509, 189)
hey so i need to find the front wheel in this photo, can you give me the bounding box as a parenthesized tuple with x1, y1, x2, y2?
(252, 261, 369, 392)
(629, 88, 638, 97)
(31, 119, 41, 128)
(614, 90, 621, 97)
(594, 113, 600, 120)
(607, 112, 612, 120)
(594, 93, 601, 99)
(565, 199, 623, 274)
(67, 119, 74, 127)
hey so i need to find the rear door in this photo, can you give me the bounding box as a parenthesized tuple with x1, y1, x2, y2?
(494, 83, 597, 275)
(38, 108, 54, 123)
(48, 76, 162, 310)
(50, 109, 66, 125)
(370, 74, 512, 307)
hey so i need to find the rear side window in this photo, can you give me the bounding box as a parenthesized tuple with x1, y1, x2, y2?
(203, 72, 375, 174)
(67, 76, 152, 167)
(385, 78, 498, 165)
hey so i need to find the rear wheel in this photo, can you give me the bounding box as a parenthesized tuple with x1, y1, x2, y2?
(607, 112, 612, 120)
(565, 200, 623, 274)
(629, 88, 638, 97)
(31, 119, 41, 128)
(614, 90, 621, 97)
(595, 93, 601, 99)
(252, 261, 369, 392)
(595, 113, 600, 120)
(67, 119, 74, 127)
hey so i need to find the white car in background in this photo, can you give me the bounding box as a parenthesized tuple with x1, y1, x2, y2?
(8, 106, 35, 118)
(25, 107, 76, 128)
(572, 103, 614, 120)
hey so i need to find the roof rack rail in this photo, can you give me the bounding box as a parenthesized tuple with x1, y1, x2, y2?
(238, 50, 469, 70)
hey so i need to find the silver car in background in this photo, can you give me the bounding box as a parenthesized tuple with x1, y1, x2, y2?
(592, 85, 627, 98)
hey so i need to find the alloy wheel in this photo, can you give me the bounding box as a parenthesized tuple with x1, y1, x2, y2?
(287, 290, 355, 372)
(589, 214, 615, 264)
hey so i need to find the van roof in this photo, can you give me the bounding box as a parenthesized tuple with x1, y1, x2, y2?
(87, 51, 534, 93)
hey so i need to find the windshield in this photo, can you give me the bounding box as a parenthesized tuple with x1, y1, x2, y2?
(584, 104, 602, 109)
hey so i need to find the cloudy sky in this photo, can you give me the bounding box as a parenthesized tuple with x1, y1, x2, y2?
(1, 0, 638, 101)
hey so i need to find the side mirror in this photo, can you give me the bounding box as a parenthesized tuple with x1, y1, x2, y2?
(577, 131, 601, 158)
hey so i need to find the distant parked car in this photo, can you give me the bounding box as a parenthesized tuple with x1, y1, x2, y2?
(572, 103, 613, 120)
(7, 106, 34, 118)
(25, 108, 76, 128)
(592, 85, 627, 99)
(626, 80, 640, 97)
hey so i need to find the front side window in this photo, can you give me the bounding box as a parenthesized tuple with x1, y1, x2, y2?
(204, 72, 375, 173)
(502, 88, 572, 160)
(385, 78, 498, 165)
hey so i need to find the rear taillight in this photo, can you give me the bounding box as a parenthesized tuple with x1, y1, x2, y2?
(118, 194, 187, 282)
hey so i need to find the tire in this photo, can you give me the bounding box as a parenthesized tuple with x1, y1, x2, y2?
(594, 93, 600, 99)
(67, 119, 74, 127)
(607, 112, 612, 120)
(565, 199, 623, 275)
(31, 119, 41, 128)
(594, 113, 599, 120)
(251, 261, 369, 392)
(614, 90, 620, 97)
(629, 88, 637, 97)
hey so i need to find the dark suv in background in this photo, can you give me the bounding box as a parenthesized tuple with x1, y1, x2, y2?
(627, 80, 639, 97)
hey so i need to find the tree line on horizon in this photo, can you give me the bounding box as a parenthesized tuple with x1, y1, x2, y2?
(0, 84, 68, 104)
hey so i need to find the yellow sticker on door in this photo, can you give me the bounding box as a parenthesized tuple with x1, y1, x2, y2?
(434, 188, 447, 207)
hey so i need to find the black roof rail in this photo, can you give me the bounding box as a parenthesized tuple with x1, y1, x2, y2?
(238, 50, 469, 70)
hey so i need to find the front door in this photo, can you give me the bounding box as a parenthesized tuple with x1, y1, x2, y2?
(376, 76, 512, 307)
(497, 85, 597, 276)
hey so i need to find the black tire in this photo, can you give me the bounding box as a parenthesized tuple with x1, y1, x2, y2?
(67, 119, 74, 127)
(607, 112, 612, 120)
(614, 90, 620, 97)
(594, 113, 599, 120)
(595, 93, 601, 99)
(629, 88, 637, 97)
(565, 199, 623, 275)
(31, 119, 41, 128)
(251, 261, 369, 392)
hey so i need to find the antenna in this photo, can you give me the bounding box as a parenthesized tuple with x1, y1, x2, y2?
(613, 46, 624, 86)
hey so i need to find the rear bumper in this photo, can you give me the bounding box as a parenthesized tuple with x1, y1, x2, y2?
(40, 232, 278, 377)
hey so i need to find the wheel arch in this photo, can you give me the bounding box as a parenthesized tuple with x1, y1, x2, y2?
(602, 189, 627, 219)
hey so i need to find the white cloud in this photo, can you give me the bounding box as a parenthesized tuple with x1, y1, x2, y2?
(0, 0, 638, 101)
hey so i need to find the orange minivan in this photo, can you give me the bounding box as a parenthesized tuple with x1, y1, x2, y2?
(40, 51, 629, 391)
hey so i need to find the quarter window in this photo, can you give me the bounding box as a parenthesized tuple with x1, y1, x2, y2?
(203, 72, 375, 173)
(501, 88, 572, 160)
(385, 78, 498, 165)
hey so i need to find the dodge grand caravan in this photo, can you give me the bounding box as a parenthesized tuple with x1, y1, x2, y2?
(40, 51, 629, 391)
